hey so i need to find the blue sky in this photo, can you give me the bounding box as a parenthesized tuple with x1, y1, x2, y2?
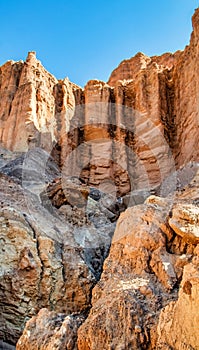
(0, 0, 198, 86)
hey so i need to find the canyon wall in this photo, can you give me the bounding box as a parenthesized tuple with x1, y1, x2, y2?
(0, 8, 199, 196)
(0, 7, 199, 350)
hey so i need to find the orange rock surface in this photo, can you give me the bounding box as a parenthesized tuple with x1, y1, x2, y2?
(0, 7, 199, 350)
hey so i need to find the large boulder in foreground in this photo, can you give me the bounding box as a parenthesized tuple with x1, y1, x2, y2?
(16, 308, 85, 350)
(157, 258, 199, 349)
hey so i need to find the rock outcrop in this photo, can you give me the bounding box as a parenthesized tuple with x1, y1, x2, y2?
(0, 6, 199, 350)
(157, 259, 199, 349)
(77, 167, 199, 350)
(0, 174, 94, 344)
(107, 10, 199, 171)
(16, 164, 199, 350)
(0, 9, 199, 196)
(0, 51, 80, 153)
(107, 52, 180, 87)
(16, 308, 85, 350)
(0, 149, 116, 345)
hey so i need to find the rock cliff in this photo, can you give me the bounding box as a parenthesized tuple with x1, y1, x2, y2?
(0, 9, 199, 196)
(0, 6, 199, 350)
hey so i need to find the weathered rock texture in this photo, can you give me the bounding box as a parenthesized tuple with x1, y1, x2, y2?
(157, 259, 199, 349)
(0, 149, 116, 345)
(1, 6, 199, 350)
(77, 167, 199, 350)
(0, 175, 93, 344)
(107, 9, 199, 170)
(16, 164, 199, 350)
(16, 308, 85, 350)
(0, 52, 78, 153)
(0, 9, 199, 196)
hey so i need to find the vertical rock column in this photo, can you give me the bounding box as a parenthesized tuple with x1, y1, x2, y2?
(131, 63, 176, 190)
(173, 8, 199, 167)
(53, 78, 77, 168)
(83, 80, 115, 192)
(0, 52, 58, 152)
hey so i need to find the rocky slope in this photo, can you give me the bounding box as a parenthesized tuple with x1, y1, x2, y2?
(0, 148, 117, 346)
(16, 164, 199, 350)
(0, 6, 199, 350)
(77, 167, 199, 349)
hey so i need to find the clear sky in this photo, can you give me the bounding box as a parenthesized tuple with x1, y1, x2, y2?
(0, 0, 198, 86)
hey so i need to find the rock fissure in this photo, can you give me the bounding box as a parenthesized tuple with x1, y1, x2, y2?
(22, 214, 45, 302)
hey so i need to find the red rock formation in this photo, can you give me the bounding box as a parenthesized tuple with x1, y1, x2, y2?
(157, 258, 199, 349)
(172, 9, 199, 167)
(107, 51, 181, 87)
(108, 9, 199, 171)
(0, 174, 94, 343)
(0, 52, 77, 154)
(77, 167, 199, 350)
(0, 10, 199, 196)
(1, 7, 199, 350)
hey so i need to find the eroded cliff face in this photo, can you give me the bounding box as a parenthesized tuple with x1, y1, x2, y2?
(107, 10, 199, 170)
(172, 10, 199, 167)
(0, 9, 199, 196)
(0, 52, 78, 155)
(0, 7, 199, 350)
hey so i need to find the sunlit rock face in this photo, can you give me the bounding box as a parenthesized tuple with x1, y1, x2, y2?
(77, 167, 199, 350)
(1, 10, 199, 195)
(16, 164, 199, 350)
(0, 7, 199, 350)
